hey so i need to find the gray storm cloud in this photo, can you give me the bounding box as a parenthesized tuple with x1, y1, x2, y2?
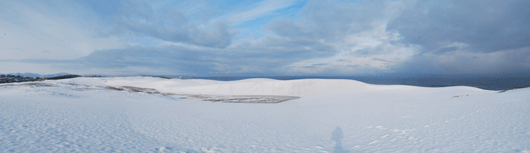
(387, 0, 530, 76)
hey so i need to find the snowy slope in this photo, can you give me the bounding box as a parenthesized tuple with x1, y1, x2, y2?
(1, 77, 529, 152)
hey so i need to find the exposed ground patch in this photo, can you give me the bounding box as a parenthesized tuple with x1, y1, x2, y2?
(104, 85, 299, 103)
(1, 82, 299, 103)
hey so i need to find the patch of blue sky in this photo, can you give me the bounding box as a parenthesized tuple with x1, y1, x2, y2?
(233, 0, 307, 40)
(82, 0, 306, 44)
(82, 0, 121, 17)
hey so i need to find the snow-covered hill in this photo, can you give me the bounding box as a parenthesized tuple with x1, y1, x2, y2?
(1, 77, 528, 152)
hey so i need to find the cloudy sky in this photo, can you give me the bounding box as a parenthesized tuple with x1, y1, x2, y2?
(1, 0, 529, 77)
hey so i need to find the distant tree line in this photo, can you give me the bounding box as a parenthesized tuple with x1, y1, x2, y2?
(45, 75, 81, 80)
(85, 75, 103, 77)
(0, 74, 81, 84)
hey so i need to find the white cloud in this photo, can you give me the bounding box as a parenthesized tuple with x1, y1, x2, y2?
(286, 24, 420, 74)
(283, 7, 420, 75)
(0, 1, 126, 60)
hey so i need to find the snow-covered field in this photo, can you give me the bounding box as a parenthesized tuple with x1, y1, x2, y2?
(1, 77, 529, 152)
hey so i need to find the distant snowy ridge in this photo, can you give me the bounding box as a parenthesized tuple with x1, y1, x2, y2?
(72, 77, 493, 97)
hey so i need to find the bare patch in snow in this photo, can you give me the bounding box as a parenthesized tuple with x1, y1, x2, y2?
(1, 82, 299, 103)
(105, 85, 299, 103)
(0, 82, 56, 87)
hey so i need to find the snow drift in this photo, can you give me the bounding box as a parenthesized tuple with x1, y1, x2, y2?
(1, 77, 528, 152)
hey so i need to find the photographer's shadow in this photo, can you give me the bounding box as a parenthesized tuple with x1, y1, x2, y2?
(331, 127, 349, 153)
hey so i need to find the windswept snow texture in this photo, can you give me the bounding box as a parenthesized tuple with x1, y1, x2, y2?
(1, 77, 529, 152)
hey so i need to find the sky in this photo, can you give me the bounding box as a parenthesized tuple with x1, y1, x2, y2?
(0, 0, 529, 77)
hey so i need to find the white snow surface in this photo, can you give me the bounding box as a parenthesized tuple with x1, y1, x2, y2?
(1, 77, 529, 152)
